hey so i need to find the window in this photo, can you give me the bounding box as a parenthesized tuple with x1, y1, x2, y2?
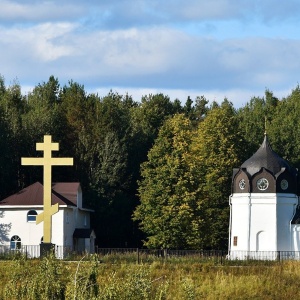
(257, 178, 269, 191)
(233, 236, 238, 246)
(10, 235, 21, 250)
(27, 210, 37, 222)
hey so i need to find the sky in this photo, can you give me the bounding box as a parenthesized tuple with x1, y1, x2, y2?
(1, 0, 300, 107)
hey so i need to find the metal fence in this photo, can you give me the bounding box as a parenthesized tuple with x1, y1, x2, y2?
(94, 248, 227, 264)
(0, 245, 76, 259)
(228, 250, 300, 261)
(95, 248, 300, 263)
(2, 245, 300, 262)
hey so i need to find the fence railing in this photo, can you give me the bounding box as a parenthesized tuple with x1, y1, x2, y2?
(2, 245, 300, 262)
(95, 248, 300, 263)
(0, 245, 76, 259)
(98, 248, 228, 264)
(228, 250, 300, 261)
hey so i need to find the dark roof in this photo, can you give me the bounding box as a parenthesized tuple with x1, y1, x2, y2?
(73, 228, 93, 238)
(52, 182, 80, 206)
(241, 134, 296, 177)
(292, 205, 300, 224)
(0, 182, 79, 207)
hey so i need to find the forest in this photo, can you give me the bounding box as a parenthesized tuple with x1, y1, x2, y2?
(1, 75, 300, 250)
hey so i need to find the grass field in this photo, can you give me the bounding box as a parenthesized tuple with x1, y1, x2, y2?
(0, 253, 300, 299)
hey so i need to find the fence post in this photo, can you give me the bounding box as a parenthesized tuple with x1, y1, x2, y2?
(277, 251, 281, 262)
(137, 248, 140, 264)
(164, 249, 167, 261)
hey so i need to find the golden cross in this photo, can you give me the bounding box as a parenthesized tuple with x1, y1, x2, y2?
(21, 135, 73, 244)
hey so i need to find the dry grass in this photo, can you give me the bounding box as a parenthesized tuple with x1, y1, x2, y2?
(1, 256, 300, 299)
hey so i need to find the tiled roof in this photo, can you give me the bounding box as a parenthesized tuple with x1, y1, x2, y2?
(0, 182, 79, 207)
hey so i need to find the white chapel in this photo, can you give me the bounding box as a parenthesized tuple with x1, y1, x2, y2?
(229, 134, 300, 259)
(0, 182, 96, 258)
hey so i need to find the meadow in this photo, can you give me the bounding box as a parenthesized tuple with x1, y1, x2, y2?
(0, 253, 300, 299)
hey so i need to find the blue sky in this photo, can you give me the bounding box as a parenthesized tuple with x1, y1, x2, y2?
(1, 0, 300, 107)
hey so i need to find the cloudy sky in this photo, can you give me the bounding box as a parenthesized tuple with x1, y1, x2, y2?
(1, 0, 300, 107)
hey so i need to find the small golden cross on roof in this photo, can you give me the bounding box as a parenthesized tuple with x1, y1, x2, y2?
(21, 135, 73, 244)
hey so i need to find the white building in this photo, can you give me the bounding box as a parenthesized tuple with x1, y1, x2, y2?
(229, 134, 300, 260)
(0, 182, 96, 258)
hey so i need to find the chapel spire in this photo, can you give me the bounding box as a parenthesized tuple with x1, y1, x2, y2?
(264, 116, 267, 136)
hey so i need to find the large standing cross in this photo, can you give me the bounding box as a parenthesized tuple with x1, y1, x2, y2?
(21, 135, 73, 244)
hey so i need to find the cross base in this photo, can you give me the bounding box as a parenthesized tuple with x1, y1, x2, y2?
(40, 243, 55, 258)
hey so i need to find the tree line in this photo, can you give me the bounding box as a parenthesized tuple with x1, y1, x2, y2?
(1, 75, 300, 249)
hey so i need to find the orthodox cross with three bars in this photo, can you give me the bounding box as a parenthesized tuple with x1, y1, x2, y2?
(21, 135, 73, 244)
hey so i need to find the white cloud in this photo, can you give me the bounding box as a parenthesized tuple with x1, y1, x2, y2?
(1, 23, 300, 93)
(0, 22, 76, 63)
(0, 0, 84, 22)
(1, 0, 300, 109)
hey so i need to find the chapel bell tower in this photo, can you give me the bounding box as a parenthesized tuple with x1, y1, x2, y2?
(229, 134, 299, 257)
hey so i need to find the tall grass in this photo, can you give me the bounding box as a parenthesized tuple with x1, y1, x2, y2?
(1, 254, 300, 299)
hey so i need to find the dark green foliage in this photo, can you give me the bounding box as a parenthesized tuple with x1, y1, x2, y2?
(1, 74, 300, 249)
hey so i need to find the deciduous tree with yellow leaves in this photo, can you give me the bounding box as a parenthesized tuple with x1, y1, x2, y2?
(134, 100, 246, 249)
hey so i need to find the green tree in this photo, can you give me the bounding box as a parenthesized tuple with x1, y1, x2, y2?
(129, 93, 184, 188)
(22, 76, 62, 145)
(191, 100, 246, 248)
(134, 101, 246, 249)
(84, 92, 140, 246)
(21, 76, 67, 185)
(268, 86, 300, 166)
(183, 95, 209, 124)
(0, 78, 24, 195)
(236, 90, 279, 156)
(134, 114, 204, 249)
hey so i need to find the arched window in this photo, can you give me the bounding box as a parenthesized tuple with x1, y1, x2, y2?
(27, 210, 37, 222)
(10, 235, 21, 250)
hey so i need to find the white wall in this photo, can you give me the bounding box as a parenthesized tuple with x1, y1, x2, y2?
(276, 194, 298, 251)
(51, 209, 64, 245)
(0, 207, 67, 246)
(249, 194, 277, 252)
(292, 225, 300, 251)
(229, 194, 251, 251)
(0, 208, 44, 245)
(230, 192, 298, 257)
(63, 208, 75, 248)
